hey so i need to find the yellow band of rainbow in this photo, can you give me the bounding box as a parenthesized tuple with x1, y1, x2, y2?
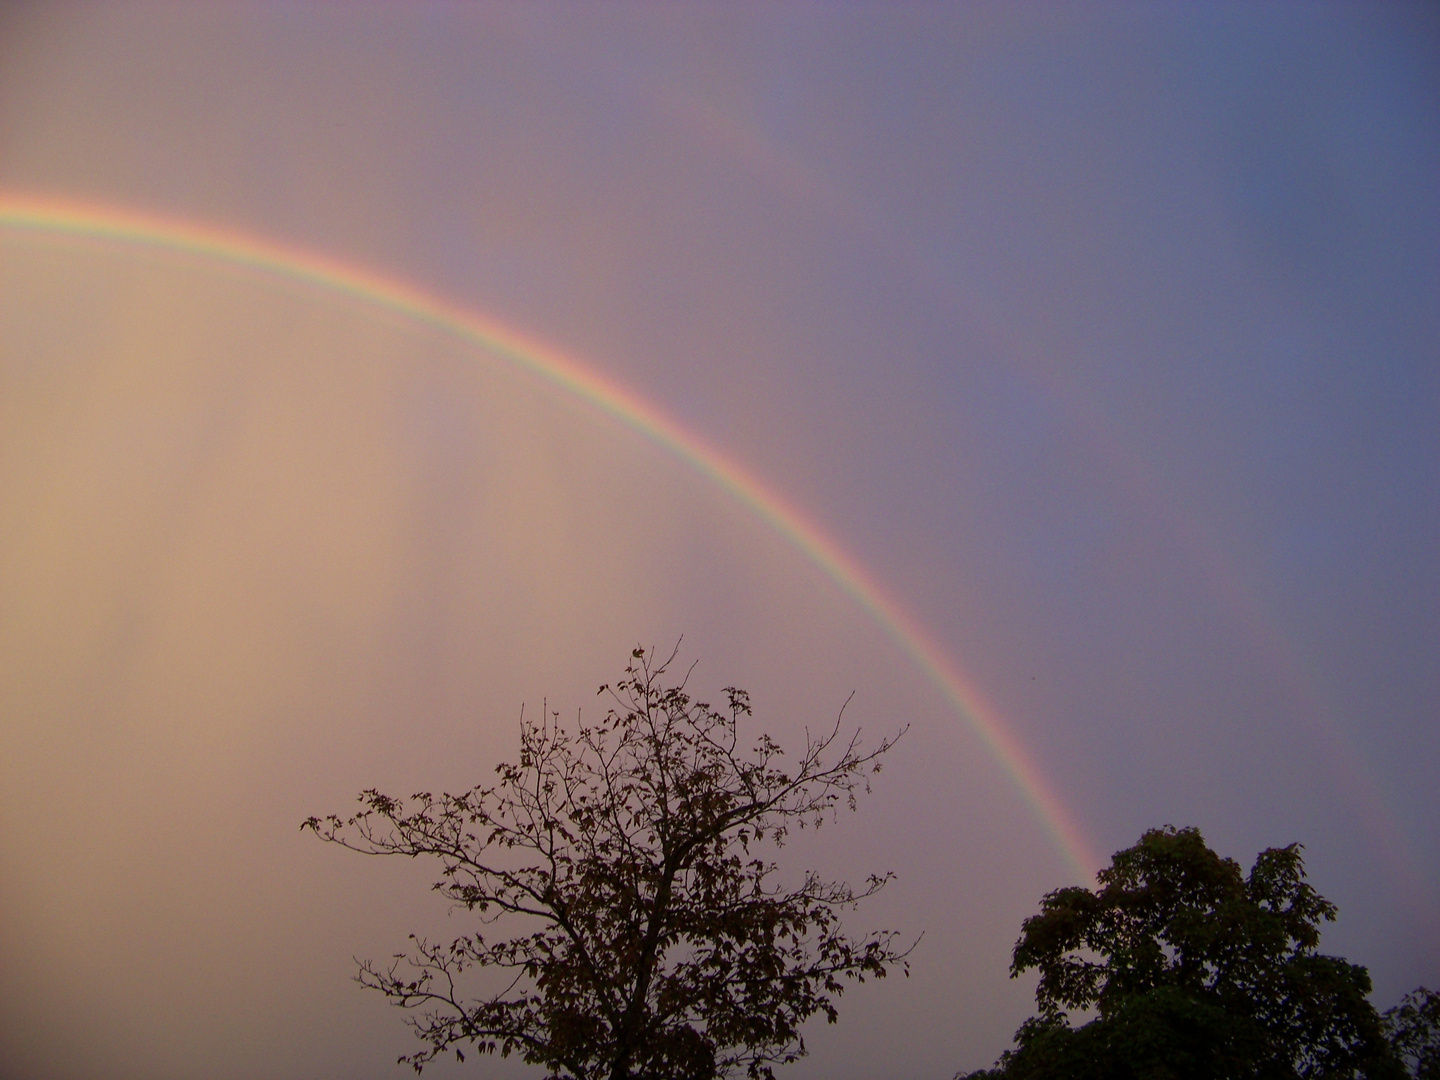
(0, 191, 1101, 881)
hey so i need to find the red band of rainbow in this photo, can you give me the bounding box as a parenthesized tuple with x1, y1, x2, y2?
(0, 191, 1102, 882)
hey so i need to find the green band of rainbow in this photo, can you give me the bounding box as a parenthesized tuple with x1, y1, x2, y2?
(0, 191, 1100, 881)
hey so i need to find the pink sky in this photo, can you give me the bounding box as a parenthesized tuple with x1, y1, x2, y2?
(1, 5, 1437, 1078)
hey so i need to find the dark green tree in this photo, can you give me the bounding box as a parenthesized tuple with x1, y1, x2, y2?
(962, 826, 1403, 1080)
(1384, 988, 1440, 1079)
(305, 647, 909, 1079)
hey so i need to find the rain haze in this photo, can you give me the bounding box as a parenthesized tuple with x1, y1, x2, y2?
(0, 4, 1436, 1078)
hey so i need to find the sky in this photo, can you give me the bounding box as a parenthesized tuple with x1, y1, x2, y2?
(0, 4, 1437, 1078)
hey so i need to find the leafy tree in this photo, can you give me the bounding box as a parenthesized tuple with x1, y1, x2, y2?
(962, 826, 1404, 1080)
(1384, 988, 1440, 1080)
(305, 646, 909, 1079)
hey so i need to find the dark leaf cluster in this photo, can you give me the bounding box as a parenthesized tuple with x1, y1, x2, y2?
(963, 826, 1405, 1080)
(1383, 988, 1440, 1080)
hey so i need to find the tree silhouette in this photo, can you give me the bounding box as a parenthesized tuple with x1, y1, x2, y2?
(1384, 987, 1440, 1080)
(306, 646, 909, 1079)
(963, 826, 1404, 1080)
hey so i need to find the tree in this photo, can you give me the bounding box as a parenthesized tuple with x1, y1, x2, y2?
(962, 826, 1404, 1080)
(305, 646, 910, 1079)
(1383, 988, 1440, 1080)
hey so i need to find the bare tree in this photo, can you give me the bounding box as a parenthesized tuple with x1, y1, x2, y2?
(305, 646, 910, 1079)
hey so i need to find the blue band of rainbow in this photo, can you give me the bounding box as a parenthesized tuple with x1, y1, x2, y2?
(0, 191, 1101, 882)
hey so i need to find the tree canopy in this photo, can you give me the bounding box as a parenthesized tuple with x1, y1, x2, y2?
(963, 826, 1405, 1080)
(305, 647, 909, 1080)
(1383, 988, 1440, 1080)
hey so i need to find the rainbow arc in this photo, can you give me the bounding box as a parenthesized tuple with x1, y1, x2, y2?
(0, 191, 1101, 881)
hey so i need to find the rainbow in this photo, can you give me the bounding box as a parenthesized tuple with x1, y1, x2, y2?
(0, 191, 1101, 881)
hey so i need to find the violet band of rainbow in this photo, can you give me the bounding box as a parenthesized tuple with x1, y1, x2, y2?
(0, 190, 1102, 882)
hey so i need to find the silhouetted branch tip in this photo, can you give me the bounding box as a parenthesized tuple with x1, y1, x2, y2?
(306, 644, 909, 1079)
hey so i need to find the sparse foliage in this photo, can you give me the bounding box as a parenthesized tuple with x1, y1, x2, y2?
(305, 646, 909, 1079)
(1384, 987, 1440, 1080)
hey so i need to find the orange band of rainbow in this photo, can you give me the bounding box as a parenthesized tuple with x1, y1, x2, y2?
(0, 191, 1101, 881)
